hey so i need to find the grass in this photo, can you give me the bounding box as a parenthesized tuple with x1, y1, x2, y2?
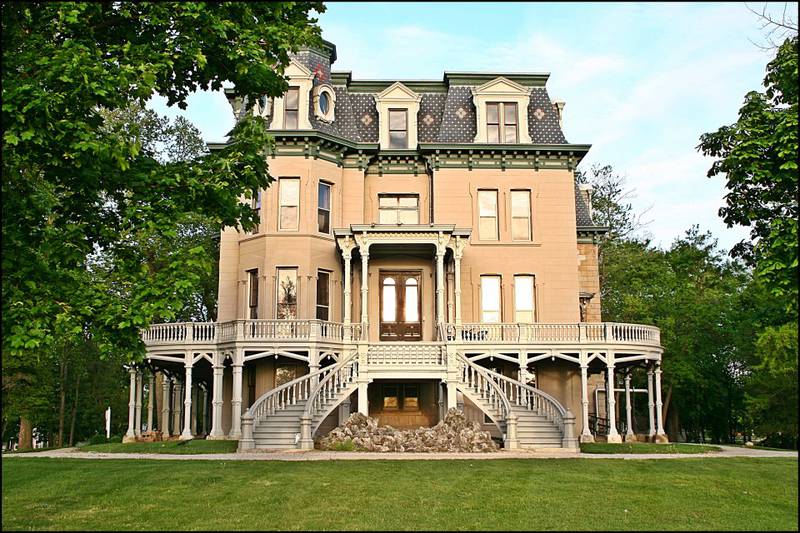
(580, 442, 722, 454)
(75, 439, 239, 455)
(2, 457, 796, 530)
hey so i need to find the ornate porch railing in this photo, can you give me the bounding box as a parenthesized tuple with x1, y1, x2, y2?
(142, 320, 660, 348)
(366, 342, 446, 366)
(444, 322, 660, 346)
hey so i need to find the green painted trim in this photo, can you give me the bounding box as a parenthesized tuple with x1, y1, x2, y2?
(420, 143, 591, 154)
(345, 80, 448, 93)
(445, 72, 550, 86)
(577, 225, 609, 233)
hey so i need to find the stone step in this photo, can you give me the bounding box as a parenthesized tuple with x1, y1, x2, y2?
(254, 427, 300, 435)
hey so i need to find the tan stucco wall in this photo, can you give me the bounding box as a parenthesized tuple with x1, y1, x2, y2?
(219, 160, 585, 325)
(577, 242, 602, 322)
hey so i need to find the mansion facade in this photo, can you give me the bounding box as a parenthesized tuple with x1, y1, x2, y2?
(127, 40, 667, 450)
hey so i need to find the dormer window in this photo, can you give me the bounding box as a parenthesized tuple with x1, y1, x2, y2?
(283, 87, 299, 129)
(375, 82, 421, 150)
(487, 102, 518, 143)
(472, 77, 532, 144)
(270, 59, 313, 130)
(388, 109, 408, 149)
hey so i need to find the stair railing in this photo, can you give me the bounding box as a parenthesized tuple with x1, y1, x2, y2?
(480, 366, 566, 430)
(303, 351, 360, 435)
(245, 366, 331, 422)
(454, 352, 512, 426)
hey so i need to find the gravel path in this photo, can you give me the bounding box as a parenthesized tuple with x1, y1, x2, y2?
(4, 445, 797, 461)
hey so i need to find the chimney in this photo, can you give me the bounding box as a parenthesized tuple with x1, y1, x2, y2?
(552, 100, 566, 127)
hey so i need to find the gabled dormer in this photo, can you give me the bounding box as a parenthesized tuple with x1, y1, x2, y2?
(375, 82, 422, 150)
(270, 59, 315, 131)
(471, 77, 533, 144)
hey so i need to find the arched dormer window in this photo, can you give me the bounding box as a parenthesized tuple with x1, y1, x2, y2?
(375, 82, 421, 150)
(472, 77, 532, 144)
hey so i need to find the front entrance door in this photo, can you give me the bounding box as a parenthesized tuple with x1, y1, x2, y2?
(380, 271, 422, 341)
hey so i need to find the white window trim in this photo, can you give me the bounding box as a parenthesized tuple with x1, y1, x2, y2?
(472, 77, 532, 144)
(270, 59, 313, 130)
(375, 82, 421, 150)
(312, 84, 336, 122)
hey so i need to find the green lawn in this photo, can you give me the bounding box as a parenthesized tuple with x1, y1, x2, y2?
(580, 442, 722, 454)
(75, 439, 239, 454)
(2, 458, 796, 530)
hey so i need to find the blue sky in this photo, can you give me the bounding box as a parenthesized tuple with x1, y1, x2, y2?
(149, 2, 797, 252)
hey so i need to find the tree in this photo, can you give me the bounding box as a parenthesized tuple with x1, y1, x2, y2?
(697, 35, 798, 303)
(575, 164, 652, 240)
(2, 2, 324, 447)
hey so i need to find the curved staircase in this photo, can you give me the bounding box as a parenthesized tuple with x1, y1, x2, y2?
(239, 353, 359, 450)
(239, 348, 576, 451)
(456, 353, 576, 449)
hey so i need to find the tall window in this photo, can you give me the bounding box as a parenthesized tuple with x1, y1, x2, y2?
(279, 178, 300, 230)
(514, 275, 535, 323)
(478, 190, 498, 240)
(511, 190, 531, 241)
(318, 182, 331, 234)
(481, 275, 502, 323)
(316, 270, 330, 321)
(250, 189, 262, 234)
(388, 109, 408, 149)
(247, 269, 259, 319)
(486, 102, 518, 143)
(276, 268, 298, 319)
(378, 194, 419, 224)
(283, 87, 299, 129)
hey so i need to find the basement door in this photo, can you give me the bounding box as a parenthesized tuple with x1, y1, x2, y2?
(379, 271, 422, 341)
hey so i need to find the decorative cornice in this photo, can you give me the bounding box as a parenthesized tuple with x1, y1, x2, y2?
(207, 133, 591, 170)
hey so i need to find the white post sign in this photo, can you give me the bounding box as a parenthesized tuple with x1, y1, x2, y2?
(105, 407, 111, 439)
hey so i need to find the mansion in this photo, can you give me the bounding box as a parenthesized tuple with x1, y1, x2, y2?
(126, 40, 667, 451)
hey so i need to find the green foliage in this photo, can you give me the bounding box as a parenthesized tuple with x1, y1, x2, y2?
(697, 35, 798, 303)
(2, 1, 323, 446)
(2, 1, 323, 359)
(745, 323, 798, 448)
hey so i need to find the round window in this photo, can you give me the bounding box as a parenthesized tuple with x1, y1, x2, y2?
(319, 92, 330, 115)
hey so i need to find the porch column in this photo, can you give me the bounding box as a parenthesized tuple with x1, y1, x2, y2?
(190, 384, 198, 437)
(146, 372, 155, 432)
(624, 371, 634, 441)
(454, 236, 463, 326)
(360, 249, 369, 334)
(170, 379, 181, 436)
(654, 361, 668, 442)
(343, 249, 352, 326)
(209, 356, 225, 439)
(446, 381, 458, 410)
(180, 362, 194, 440)
(579, 362, 594, 442)
(647, 364, 656, 439)
(606, 357, 621, 443)
(124, 368, 136, 441)
(134, 369, 143, 437)
(161, 373, 171, 437)
(201, 386, 209, 436)
(357, 382, 368, 416)
(435, 246, 445, 328)
(230, 359, 243, 439)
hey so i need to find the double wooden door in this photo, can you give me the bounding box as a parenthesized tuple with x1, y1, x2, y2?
(379, 271, 422, 341)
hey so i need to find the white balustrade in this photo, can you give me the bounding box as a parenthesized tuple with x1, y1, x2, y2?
(142, 320, 660, 349)
(366, 343, 446, 366)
